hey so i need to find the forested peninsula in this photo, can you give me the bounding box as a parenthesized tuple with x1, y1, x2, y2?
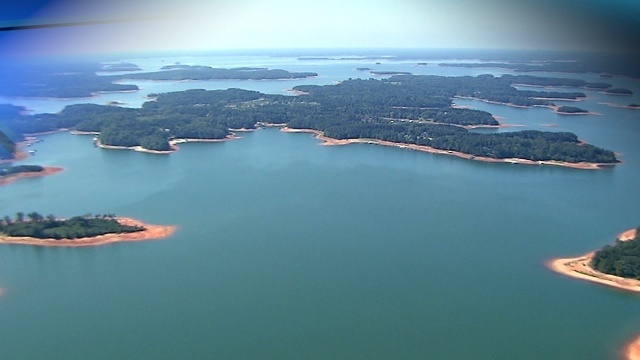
(548, 227, 640, 292)
(0, 213, 176, 246)
(0, 74, 619, 167)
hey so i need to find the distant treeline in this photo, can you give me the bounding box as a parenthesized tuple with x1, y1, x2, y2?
(0, 213, 144, 240)
(0, 75, 618, 164)
(112, 65, 318, 81)
(439, 57, 640, 80)
(0, 61, 138, 98)
(0, 61, 317, 98)
(591, 228, 640, 279)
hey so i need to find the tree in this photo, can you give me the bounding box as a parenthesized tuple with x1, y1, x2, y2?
(27, 212, 44, 222)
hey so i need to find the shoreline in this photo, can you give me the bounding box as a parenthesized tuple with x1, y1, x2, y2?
(626, 336, 640, 360)
(546, 228, 640, 293)
(0, 166, 64, 186)
(547, 228, 639, 360)
(94, 134, 241, 154)
(453, 96, 600, 115)
(281, 127, 613, 170)
(0, 217, 176, 247)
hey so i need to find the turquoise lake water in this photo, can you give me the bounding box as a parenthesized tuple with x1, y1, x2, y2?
(1, 53, 640, 359)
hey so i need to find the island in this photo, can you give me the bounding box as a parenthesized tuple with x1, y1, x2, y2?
(600, 102, 640, 110)
(0, 74, 619, 168)
(553, 105, 591, 115)
(0, 165, 64, 186)
(100, 62, 142, 72)
(0, 213, 176, 247)
(370, 70, 412, 76)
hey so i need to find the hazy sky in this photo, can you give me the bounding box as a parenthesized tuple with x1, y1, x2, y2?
(1, 0, 639, 56)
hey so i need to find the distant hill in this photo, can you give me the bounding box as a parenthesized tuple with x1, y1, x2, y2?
(0, 129, 16, 159)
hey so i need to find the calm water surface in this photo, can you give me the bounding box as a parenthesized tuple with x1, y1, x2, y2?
(0, 54, 639, 359)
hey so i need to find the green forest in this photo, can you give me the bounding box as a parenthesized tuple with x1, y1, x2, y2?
(0, 74, 619, 164)
(591, 228, 640, 279)
(0, 213, 144, 240)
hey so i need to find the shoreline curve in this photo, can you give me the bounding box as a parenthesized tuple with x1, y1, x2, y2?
(0, 217, 176, 247)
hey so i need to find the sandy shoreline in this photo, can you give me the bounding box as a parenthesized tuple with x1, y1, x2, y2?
(0, 166, 64, 186)
(546, 228, 640, 292)
(626, 337, 640, 360)
(281, 127, 613, 170)
(547, 228, 640, 360)
(0, 217, 176, 247)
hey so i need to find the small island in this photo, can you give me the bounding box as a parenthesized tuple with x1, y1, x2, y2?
(553, 105, 591, 115)
(100, 62, 142, 72)
(605, 88, 634, 96)
(0, 213, 175, 246)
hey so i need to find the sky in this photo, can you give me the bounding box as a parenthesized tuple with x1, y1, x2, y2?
(1, 0, 639, 56)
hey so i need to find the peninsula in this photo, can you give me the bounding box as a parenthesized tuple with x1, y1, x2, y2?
(548, 227, 640, 292)
(548, 227, 640, 360)
(0, 165, 64, 186)
(0, 213, 175, 247)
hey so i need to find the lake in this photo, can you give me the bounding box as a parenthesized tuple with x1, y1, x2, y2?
(1, 52, 640, 359)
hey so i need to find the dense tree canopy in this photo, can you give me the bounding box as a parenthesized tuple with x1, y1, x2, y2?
(591, 228, 640, 279)
(0, 75, 619, 163)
